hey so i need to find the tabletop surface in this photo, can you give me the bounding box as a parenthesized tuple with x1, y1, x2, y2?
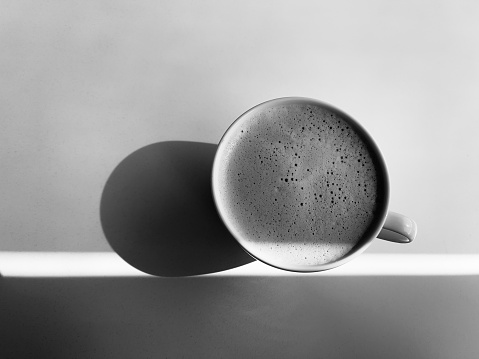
(1, 0, 479, 255)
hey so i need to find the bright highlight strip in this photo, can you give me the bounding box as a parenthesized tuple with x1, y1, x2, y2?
(1, 252, 478, 277)
(0, 252, 149, 277)
(215, 254, 479, 276)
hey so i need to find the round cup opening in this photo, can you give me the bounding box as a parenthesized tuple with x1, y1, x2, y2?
(212, 97, 389, 272)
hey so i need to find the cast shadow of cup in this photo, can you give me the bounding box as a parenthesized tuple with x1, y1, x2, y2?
(100, 141, 255, 277)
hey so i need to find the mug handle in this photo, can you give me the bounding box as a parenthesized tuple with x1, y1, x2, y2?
(377, 211, 417, 243)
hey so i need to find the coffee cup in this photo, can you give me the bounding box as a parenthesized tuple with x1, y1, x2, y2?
(212, 97, 417, 272)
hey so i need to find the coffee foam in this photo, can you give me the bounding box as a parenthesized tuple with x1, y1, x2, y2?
(215, 102, 380, 267)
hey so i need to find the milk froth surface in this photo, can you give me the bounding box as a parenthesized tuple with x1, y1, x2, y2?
(217, 103, 380, 267)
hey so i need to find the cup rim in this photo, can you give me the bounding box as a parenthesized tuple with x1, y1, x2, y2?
(212, 97, 390, 272)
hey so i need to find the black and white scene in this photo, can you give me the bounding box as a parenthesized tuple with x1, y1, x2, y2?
(1, 1, 478, 358)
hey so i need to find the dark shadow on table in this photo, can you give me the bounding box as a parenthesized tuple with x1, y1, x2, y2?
(100, 141, 254, 277)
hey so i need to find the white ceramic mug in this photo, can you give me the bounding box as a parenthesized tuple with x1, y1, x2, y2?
(212, 97, 417, 272)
